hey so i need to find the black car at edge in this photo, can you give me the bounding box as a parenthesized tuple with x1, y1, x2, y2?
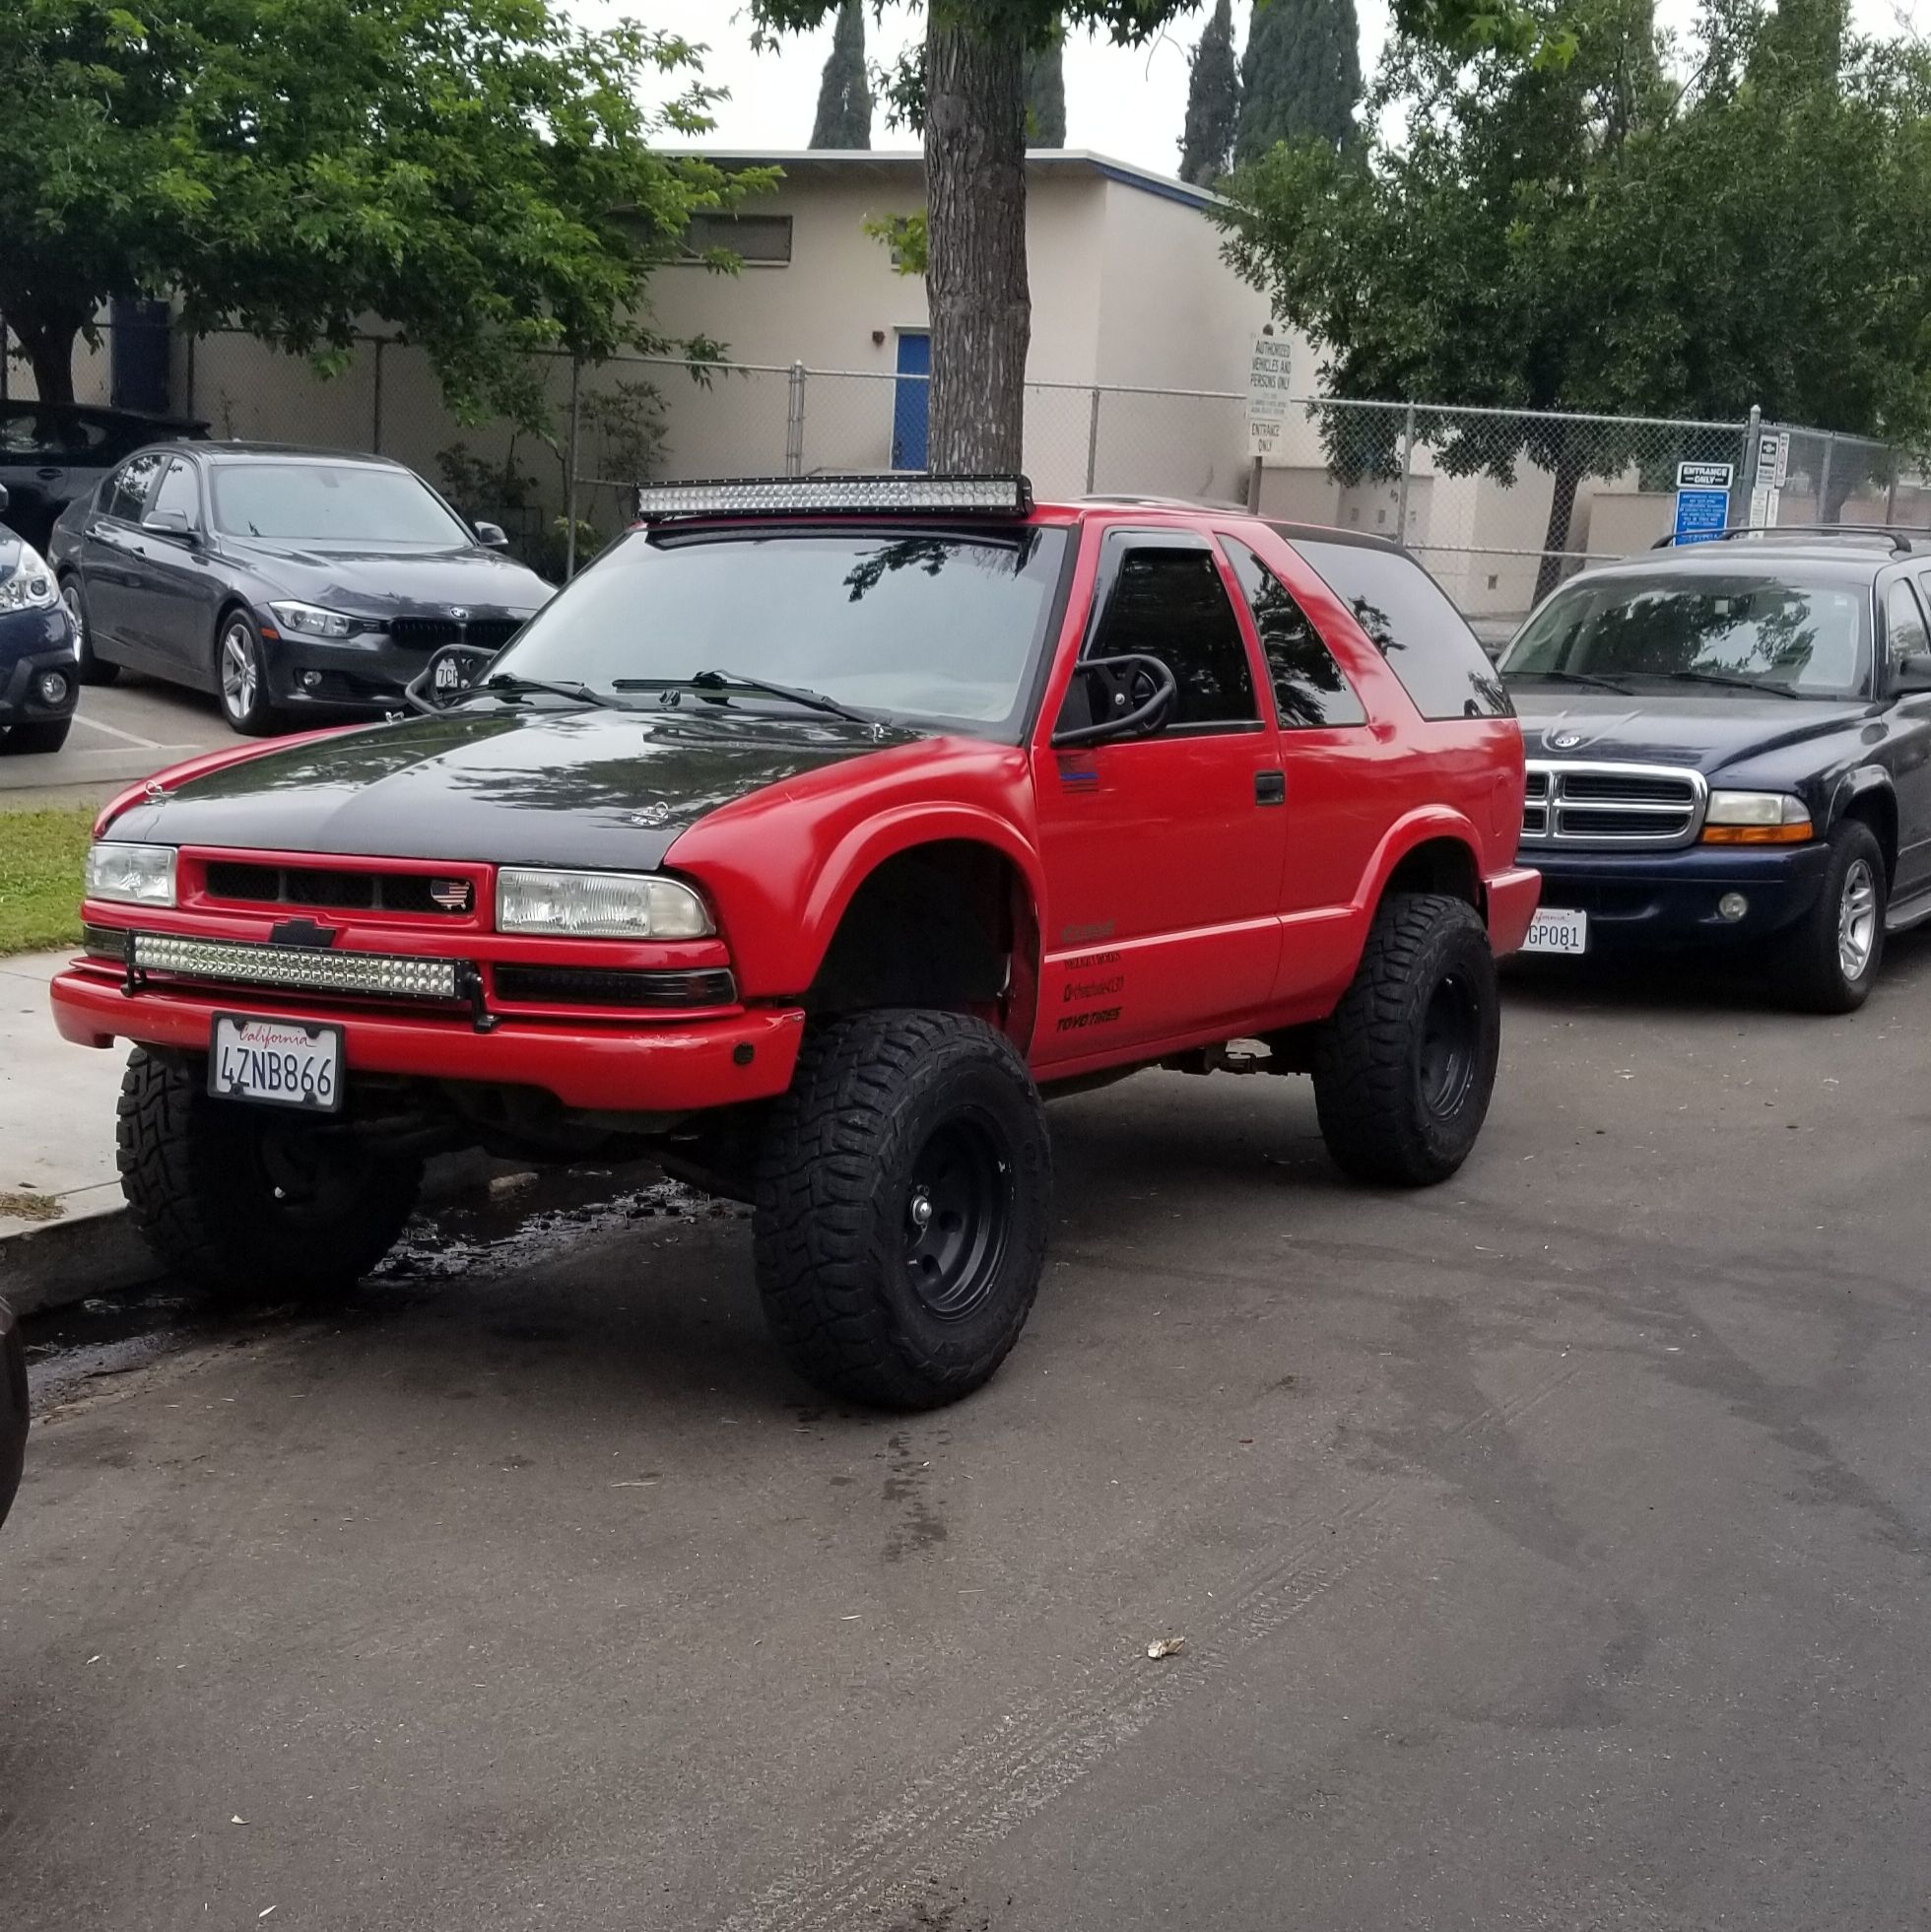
(0, 484, 81, 754)
(1499, 527, 1931, 1011)
(48, 442, 554, 735)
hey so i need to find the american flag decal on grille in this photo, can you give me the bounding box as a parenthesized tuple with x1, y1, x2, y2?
(429, 879, 474, 912)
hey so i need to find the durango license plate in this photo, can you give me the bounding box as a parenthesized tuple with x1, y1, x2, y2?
(1520, 908, 1589, 956)
(209, 1015, 345, 1113)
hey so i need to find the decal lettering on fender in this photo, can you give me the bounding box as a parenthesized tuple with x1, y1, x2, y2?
(1056, 1006, 1122, 1033)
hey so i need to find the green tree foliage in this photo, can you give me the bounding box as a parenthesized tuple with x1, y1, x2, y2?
(812, 0, 874, 146)
(1025, 31, 1068, 143)
(0, 0, 763, 418)
(1235, 0, 1363, 159)
(1217, 0, 1931, 590)
(1179, 0, 1241, 185)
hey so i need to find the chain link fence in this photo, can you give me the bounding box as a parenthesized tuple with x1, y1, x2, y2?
(9, 317, 1931, 633)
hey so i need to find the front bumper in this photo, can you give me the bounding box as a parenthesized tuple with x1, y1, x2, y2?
(0, 1299, 26, 1533)
(0, 608, 80, 724)
(1485, 865, 1543, 956)
(50, 963, 806, 1114)
(1523, 841, 1834, 946)
(262, 623, 529, 712)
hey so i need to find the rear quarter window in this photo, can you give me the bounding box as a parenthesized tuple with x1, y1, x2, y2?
(1285, 535, 1511, 721)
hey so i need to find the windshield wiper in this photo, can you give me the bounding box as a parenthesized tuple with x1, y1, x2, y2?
(1525, 668, 1639, 696)
(460, 674, 631, 711)
(1662, 669, 1803, 700)
(612, 669, 881, 732)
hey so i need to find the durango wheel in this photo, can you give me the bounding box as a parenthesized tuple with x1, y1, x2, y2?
(1312, 892, 1501, 1186)
(1769, 819, 1886, 1014)
(754, 1009, 1051, 1409)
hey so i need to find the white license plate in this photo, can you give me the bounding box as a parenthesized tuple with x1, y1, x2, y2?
(209, 1015, 345, 1112)
(1520, 908, 1589, 956)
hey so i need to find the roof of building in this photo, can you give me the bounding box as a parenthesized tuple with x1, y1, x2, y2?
(674, 148, 1224, 215)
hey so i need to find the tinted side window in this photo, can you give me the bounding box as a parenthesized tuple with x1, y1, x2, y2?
(1287, 536, 1510, 720)
(149, 458, 200, 525)
(1222, 537, 1367, 729)
(1086, 542, 1258, 729)
(1892, 578, 1931, 665)
(104, 451, 166, 522)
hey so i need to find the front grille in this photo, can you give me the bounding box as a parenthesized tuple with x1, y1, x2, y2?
(203, 861, 475, 917)
(128, 932, 466, 1003)
(1521, 762, 1705, 849)
(492, 965, 737, 1010)
(389, 615, 522, 652)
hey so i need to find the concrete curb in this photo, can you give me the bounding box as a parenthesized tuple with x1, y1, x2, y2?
(0, 1150, 499, 1320)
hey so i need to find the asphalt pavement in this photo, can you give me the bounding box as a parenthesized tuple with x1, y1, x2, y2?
(4, 943, 1930, 1931)
(0, 676, 231, 806)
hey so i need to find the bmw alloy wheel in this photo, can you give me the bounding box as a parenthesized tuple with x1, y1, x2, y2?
(220, 620, 259, 723)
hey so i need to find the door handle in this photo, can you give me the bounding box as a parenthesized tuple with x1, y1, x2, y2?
(1254, 769, 1286, 806)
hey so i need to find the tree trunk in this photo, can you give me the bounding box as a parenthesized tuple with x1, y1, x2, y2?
(10, 313, 81, 405)
(922, 15, 1030, 474)
(1533, 439, 1584, 605)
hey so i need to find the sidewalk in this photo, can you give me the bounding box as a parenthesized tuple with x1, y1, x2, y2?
(0, 948, 163, 1312)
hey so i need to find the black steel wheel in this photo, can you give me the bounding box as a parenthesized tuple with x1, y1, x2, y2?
(755, 1009, 1051, 1409)
(1312, 891, 1501, 1186)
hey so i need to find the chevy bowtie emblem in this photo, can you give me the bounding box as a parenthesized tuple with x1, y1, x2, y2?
(430, 878, 474, 912)
(270, 917, 339, 949)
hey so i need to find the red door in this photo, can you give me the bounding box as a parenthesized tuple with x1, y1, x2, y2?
(1031, 527, 1286, 1066)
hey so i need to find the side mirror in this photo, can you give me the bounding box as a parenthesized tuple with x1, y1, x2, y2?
(1051, 653, 1179, 749)
(1896, 651, 1931, 696)
(405, 642, 498, 713)
(142, 508, 195, 541)
(473, 521, 509, 551)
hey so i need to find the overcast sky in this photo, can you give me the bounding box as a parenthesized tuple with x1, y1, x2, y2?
(573, 2, 1924, 179)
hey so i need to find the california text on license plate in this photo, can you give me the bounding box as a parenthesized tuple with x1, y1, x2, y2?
(209, 1015, 345, 1112)
(1521, 908, 1589, 956)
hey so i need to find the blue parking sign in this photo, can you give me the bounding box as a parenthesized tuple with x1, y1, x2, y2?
(1674, 487, 1730, 544)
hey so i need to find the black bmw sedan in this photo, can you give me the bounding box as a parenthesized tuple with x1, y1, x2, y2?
(47, 443, 554, 734)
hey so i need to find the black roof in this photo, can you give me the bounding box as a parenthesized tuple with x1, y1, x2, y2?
(193, 441, 407, 466)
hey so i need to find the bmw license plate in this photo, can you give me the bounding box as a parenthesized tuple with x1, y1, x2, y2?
(1520, 908, 1589, 956)
(209, 1015, 345, 1112)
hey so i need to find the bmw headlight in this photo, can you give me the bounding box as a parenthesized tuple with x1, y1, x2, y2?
(0, 545, 58, 614)
(497, 868, 714, 939)
(269, 600, 362, 639)
(86, 842, 177, 907)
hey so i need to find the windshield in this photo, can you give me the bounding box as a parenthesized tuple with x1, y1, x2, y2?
(489, 526, 1070, 735)
(1501, 572, 1872, 699)
(212, 463, 472, 547)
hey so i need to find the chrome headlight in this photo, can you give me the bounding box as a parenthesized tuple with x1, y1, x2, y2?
(496, 868, 714, 939)
(1704, 790, 1810, 827)
(86, 842, 177, 907)
(268, 600, 362, 639)
(0, 545, 58, 614)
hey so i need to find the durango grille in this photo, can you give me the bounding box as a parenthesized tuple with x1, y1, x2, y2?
(1523, 762, 1707, 849)
(389, 616, 523, 652)
(203, 862, 477, 917)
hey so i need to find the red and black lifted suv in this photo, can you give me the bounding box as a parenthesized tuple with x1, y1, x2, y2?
(53, 476, 1539, 1408)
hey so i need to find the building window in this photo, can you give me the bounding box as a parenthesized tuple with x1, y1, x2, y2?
(682, 214, 793, 265)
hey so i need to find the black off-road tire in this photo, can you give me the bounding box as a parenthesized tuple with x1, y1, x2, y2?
(0, 718, 72, 755)
(1312, 892, 1501, 1187)
(753, 1010, 1052, 1410)
(116, 1048, 422, 1305)
(1766, 820, 1886, 1015)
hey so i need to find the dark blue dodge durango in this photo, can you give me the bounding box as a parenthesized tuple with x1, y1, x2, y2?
(1499, 528, 1931, 1012)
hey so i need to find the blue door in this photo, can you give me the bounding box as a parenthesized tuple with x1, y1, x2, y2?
(892, 331, 930, 471)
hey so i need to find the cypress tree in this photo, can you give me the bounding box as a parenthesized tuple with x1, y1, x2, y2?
(810, 0, 873, 149)
(1178, 0, 1240, 186)
(1024, 35, 1067, 146)
(1234, 0, 1361, 163)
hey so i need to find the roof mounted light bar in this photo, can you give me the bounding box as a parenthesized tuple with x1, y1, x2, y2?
(634, 474, 1033, 522)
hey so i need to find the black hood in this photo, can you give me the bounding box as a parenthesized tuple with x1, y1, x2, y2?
(217, 538, 554, 621)
(1508, 688, 1883, 778)
(106, 707, 920, 869)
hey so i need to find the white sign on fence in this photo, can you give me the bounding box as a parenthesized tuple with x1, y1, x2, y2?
(1246, 334, 1293, 462)
(1748, 431, 1791, 527)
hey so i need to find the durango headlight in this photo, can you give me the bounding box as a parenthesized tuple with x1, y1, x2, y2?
(1701, 791, 1814, 844)
(86, 841, 177, 907)
(496, 868, 714, 939)
(268, 600, 361, 639)
(0, 545, 58, 614)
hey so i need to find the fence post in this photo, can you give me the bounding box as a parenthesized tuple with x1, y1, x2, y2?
(1739, 405, 1762, 529)
(1394, 403, 1417, 550)
(370, 337, 384, 455)
(1816, 432, 1835, 522)
(185, 335, 197, 422)
(786, 363, 806, 475)
(1084, 386, 1101, 495)
(1887, 456, 1899, 525)
(564, 356, 582, 582)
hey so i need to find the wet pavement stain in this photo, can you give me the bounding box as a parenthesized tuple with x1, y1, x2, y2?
(881, 1430, 949, 1563)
